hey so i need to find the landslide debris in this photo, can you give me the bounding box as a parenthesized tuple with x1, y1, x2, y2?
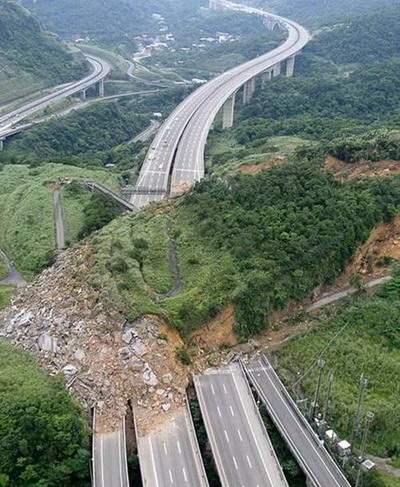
(0, 243, 189, 432)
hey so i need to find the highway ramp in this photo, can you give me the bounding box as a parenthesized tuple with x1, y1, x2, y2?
(137, 406, 209, 486)
(245, 357, 351, 487)
(194, 363, 288, 487)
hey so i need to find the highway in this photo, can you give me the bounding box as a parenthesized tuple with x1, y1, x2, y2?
(194, 363, 288, 487)
(137, 405, 209, 487)
(0, 55, 111, 139)
(92, 418, 129, 487)
(131, 0, 310, 207)
(245, 357, 351, 487)
(171, 1, 310, 193)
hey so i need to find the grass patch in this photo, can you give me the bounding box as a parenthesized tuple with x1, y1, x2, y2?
(0, 164, 119, 279)
(0, 286, 14, 309)
(0, 260, 8, 280)
(275, 275, 400, 466)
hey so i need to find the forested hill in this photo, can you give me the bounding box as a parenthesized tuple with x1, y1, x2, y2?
(0, 0, 87, 104)
(259, 0, 400, 27)
(21, 0, 205, 45)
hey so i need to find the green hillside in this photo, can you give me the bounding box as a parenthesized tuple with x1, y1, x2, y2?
(0, 0, 87, 104)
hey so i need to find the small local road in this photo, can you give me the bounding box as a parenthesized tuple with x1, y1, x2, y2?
(52, 189, 66, 251)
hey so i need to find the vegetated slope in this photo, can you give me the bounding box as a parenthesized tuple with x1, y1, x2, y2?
(0, 340, 90, 485)
(0, 0, 87, 104)
(86, 161, 400, 339)
(276, 275, 400, 485)
(207, 5, 400, 173)
(258, 0, 399, 28)
(21, 0, 205, 48)
(1, 88, 186, 172)
(0, 164, 120, 279)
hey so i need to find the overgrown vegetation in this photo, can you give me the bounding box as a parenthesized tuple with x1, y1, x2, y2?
(0, 341, 90, 486)
(275, 273, 400, 481)
(0, 286, 13, 310)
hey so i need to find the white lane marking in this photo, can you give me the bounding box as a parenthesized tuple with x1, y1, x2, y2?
(183, 467, 188, 482)
(177, 440, 182, 454)
(254, 360, 342, 486)
(231, 365, 274, 485)
(247, 455, 253, 469)
(163, 442, 168, 455)
(229, 405, 235, 417)
(223, 383, 228, 394)
(232, 456, 239, 470)
(237, 429, 243, 442)
(217, 406, 222, 418)
(169, 469, 174, 484)
(211, 384, 215, 395)
(100, 435, 105, 487)
(194, 376, 230, 486)
(148, 437, 160, 487)
(118, 429, 124, 487)
(224, 430, 230, 443)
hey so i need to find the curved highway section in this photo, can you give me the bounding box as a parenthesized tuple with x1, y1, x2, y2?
(0, 55, 111, 139)
(131, 0, 310, 208)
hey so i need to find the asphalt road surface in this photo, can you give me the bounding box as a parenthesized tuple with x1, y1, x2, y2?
(194, 363, 288, 487)
(0, 55, 111, 138)
(93, 425, 129, 487)
(137, 406, 209, 487)
(131, 0, 310, 208)
(245, 357, 351, 487)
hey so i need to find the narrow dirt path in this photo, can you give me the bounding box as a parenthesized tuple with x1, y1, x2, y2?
(52, 189, 66, 251)
(0, 249, 25, 287)
(305, 275, 392, 312)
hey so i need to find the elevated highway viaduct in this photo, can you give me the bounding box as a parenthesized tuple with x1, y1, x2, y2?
(131, 0, 310, 207)
(0, 54, 111, 147)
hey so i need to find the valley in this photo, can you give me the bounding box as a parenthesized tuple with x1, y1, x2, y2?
(0, 0, 400, 486)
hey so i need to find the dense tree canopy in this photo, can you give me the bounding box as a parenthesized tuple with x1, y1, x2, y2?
(0, 341, 90, 486)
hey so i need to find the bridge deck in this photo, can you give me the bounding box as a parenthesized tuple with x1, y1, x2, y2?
(137, 405, 209, 487)
(194, 363, 288, 487)
(245, 357, 351, 487)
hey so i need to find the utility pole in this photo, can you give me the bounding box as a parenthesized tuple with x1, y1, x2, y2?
(309, 358, 325, 419)
(350, 374, 369, 453)
(322, 370, 334, 421)
(355, 411, 374, 487)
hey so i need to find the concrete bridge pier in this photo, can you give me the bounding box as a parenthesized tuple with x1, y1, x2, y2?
(261, 69, 273, 88)
(286, 55, 296, 77)
(222, 92, 236, 129)
(98, 79, 105, 97)
(243, 77, 256, 104)
(80, 89, 87, 101)
(0, 140, 3, 151)
(273, 62, 281, 77)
